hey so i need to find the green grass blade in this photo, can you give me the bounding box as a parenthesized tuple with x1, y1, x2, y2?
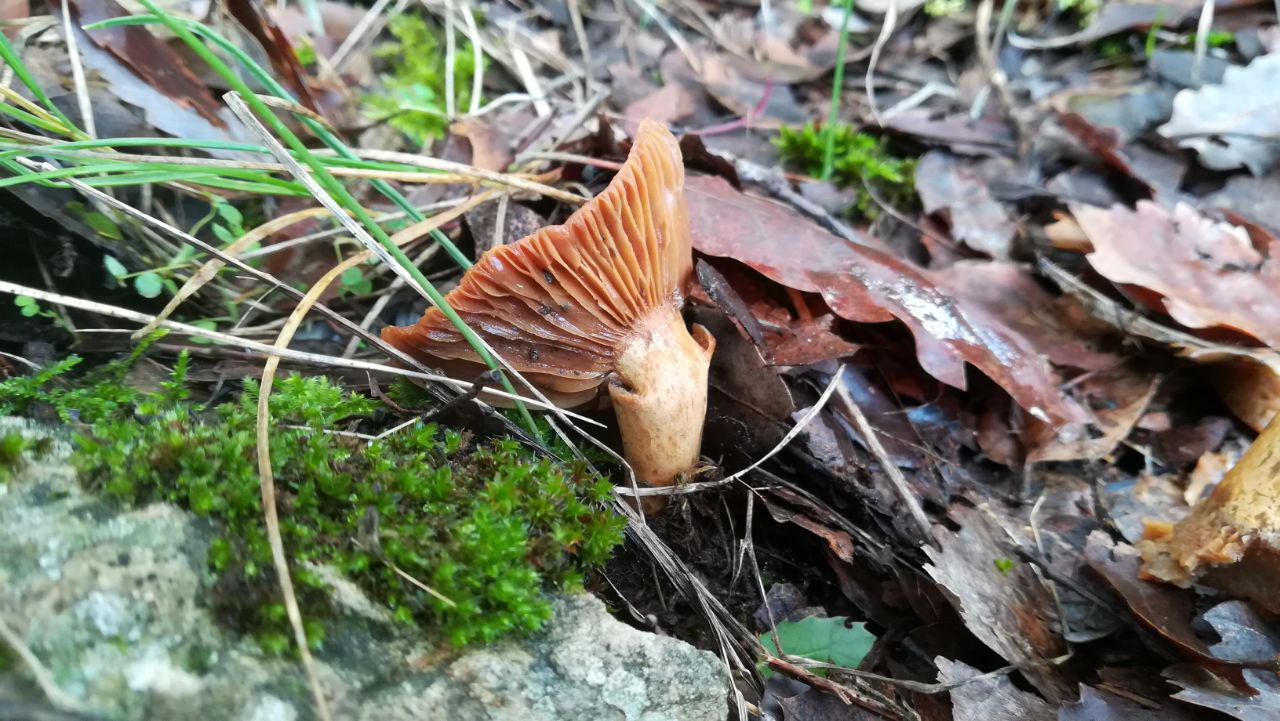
(87, 13, 471, 269)
(135, 0, 535, 431)
(0, 31, 82, 134)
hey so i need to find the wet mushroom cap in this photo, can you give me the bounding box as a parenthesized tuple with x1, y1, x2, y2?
(381, 119, 695, 407)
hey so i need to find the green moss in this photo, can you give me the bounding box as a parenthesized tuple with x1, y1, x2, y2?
(0, 430, 26, 483)
(774, 122, 916, 218)
(363, 13, 483, 144)
(1, 351, 624, 650)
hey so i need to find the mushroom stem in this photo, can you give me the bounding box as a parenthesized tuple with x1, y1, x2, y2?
(609, 307, 716, 492)
(1139, 412, 1280, 611)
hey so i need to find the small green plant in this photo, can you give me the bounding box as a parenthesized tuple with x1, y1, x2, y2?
(774, 122, 916, 216)
(104, 253, 165, 299)
(0, 347, 623, 649)
(924, 0, 966, 17)
(363, 13, 482, 144)
(14, 294, 59, 322)
(0, 430, 26, 482)
(1059, 0, 1102, 23)
(1185, 29, 1235, 49)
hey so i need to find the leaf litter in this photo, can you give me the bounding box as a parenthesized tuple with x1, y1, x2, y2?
(7, 0, 1280, 718)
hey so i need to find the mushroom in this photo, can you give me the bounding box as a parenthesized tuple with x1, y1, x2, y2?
(381, 120, 715, 496)
(1139, 412, 1280, 612)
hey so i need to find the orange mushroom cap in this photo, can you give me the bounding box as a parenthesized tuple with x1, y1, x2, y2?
(383, 120, 693, 404)
(382, 120, 714, 491)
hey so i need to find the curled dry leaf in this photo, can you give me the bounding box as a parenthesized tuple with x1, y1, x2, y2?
(1073, 201, 1280, 349)
(1214, 359, 1280, 433)
(686, 175, 1086, 426)
(1159, 53, 1280, 175)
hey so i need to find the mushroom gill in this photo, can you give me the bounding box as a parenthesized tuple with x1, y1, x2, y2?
(381, 120, 714, 494)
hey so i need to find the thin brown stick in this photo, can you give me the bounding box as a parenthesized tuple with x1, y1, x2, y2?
(834, 382, 932, 542)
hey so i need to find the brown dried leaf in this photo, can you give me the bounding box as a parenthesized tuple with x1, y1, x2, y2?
(1167, 665, 1280, 721)
(934, 657, 1055, 721)
(450, 118, 515, 173)
(915, 153, 1017, 258)
(924, 505, 1072, 702)
(622, 84, 697, 133)
(1074, 201, 1280, 349)
(1059, 684, 1200, 721)
(686, 175, 1085, 425)
(71, 0, 225, 126)
(225, 0, 318, 112)
(1084, 531, 1218, 661)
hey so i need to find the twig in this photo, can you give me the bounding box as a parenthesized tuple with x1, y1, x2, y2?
(443, 0, 457, 119)
(1192, 0, 1214, 86)
(865, 0, 898, 126)
(616, 366, 844, 496)
(58, 0, 94, 138)
(24, 163, 419, 373)
(0, 280, 602, 424)
(0, 614, 88, 714)
(330, 0, 406, 71)
(568, 0, 594, 96)
(834, 382, 932, 542)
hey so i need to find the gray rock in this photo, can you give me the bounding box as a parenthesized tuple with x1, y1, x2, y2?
(0, 418, 727, 721)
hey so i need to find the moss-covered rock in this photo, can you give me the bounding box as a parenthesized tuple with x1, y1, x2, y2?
(0, 417, 729, 720)
(2, 351, 623, 648)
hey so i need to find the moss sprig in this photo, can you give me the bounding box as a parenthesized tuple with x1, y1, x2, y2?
(0, 354, 624, 649)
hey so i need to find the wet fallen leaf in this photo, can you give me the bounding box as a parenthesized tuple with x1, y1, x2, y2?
(1073, 201, 1280, 349)
(1167, 664, 1280, 720)
(71, 0, 225, 126)
(1159, 53, 1280, 175)
(1084, 531, 1220, 661)
(1201, 600, 1280, 665)
(915, 153, 1017, 258)
(924, 504, 1072, 702)
(934, 657, 1055, 721)
(1059, 684, 1200, 720)
(686, 174, 1085, 426)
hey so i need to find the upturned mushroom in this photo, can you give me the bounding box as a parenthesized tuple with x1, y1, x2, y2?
(382, 120, 715, 496)
(1139, 411, 1280, 612)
